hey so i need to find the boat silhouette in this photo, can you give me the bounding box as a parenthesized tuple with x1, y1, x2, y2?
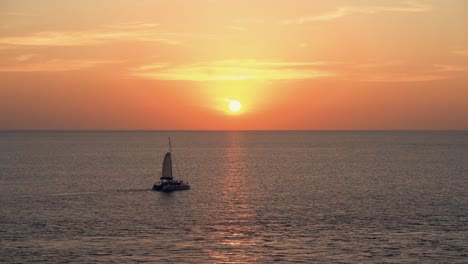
(152, 137, 190, 192)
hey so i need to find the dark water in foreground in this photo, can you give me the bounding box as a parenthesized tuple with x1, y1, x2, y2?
(1, 131, 467, 263)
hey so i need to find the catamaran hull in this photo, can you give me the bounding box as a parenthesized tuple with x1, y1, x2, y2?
(152, 184, 190, 192)
(152, 184, 163, 191)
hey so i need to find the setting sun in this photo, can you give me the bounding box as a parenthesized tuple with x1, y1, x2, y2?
(228, 100, 242, 113)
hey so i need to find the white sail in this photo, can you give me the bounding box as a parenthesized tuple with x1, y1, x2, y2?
(161, 152, 173, 179)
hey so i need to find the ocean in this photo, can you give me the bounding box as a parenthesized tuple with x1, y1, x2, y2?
(1, 131, 467, 263)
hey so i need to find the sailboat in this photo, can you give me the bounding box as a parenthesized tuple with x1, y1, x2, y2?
(152, 137, 190, 192)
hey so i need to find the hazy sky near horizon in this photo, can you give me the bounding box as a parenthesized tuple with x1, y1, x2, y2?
(1, 0, 467, 130)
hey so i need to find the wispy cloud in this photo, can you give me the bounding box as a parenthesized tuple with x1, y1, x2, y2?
(282, 2, 431, 24)
(227, 18, 266, 32)
(432, 64, 468, 73)
(0, 26, 184, 47)
(105, 22, 160, 30)
(131, 60, 334, 81)
(234, 18, 264, 25)
(0, 59, 120, 72)
(132, 59, 466, 82)
(353, 60, 405, 69)
(229, 26, 247, 31)
(345, 61, 468, 82)
(452, 50, 468, 56)
(0, 12, 31, 17)
(358, 74, 446, 82)
(15, 54, 40, 62)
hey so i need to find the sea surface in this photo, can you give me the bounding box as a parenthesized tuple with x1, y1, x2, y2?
(1, 131, 467, 263)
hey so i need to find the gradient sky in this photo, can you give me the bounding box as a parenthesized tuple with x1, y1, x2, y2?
(1, 0, 467, 130)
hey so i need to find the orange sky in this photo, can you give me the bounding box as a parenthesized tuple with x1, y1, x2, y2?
(1, 0, 467, 130)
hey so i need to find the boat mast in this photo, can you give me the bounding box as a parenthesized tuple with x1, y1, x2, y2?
(168, 136, 172, 153)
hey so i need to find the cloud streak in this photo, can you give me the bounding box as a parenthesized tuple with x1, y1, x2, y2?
(15, 54, 40, 62)
(105, 22, 160, 30)
(357, 74, 446, 82)
(282, 2, 431, 24)
(0, 25, 184, 47)
(132, 59, 467, 82)
(432, 64, 468, 73)
(131, 60, 334, 81)
(452, 50, 468, 56)
(0, 59, 120, 72)
(0, 12, 31, 17)
(344, 61, 468, 82)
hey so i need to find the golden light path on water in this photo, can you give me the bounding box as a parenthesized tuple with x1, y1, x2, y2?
(205, 132, 262, 263)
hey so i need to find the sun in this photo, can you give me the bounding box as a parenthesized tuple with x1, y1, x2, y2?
(228, 100, 242, 113)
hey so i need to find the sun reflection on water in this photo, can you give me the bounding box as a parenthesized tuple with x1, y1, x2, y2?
(205, 132, 263, 263)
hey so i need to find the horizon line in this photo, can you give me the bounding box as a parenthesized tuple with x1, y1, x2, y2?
(1, 129, 467, 132)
